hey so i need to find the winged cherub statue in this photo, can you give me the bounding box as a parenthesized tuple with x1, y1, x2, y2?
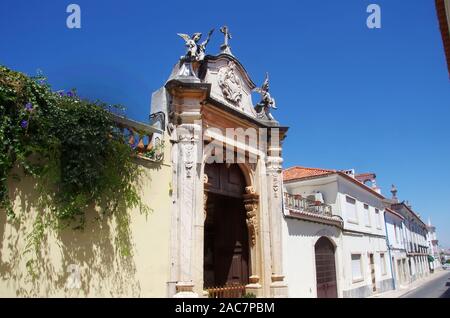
(177, 32, 202, 62)
(254, 73, 277, 120)
(177, 29, 214, 62)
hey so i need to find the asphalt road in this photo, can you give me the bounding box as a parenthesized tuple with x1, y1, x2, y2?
(401, 270, 450, 298)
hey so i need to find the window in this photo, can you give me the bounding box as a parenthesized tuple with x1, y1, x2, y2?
(364, 204, 371, 227)
(375, 209, 381, 229)
(380, 253, 387, 275)
(346, 196, 358, 223)
(351, 254, 363, 282)
(394, 224, 398, 243)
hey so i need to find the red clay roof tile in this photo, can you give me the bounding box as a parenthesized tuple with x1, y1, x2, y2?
(282, 166, 335, 182)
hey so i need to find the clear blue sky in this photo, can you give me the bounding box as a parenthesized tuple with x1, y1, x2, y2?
(1, 1, 449, 247)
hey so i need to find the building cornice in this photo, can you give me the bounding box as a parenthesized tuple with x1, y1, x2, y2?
(343, 228, 386, 239)
(436, 0, 450, 76)
(285, 210, 344, 229)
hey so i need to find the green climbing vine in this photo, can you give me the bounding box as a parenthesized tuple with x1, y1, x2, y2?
(0, 65, 150, 273)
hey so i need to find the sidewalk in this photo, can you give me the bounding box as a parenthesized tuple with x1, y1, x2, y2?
(369, 269, 448, 298)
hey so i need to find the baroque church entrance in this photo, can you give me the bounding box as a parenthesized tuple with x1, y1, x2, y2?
(161, 27, 289, 297)
(315, 237, 338, 298)
(203, 163, 250, 289)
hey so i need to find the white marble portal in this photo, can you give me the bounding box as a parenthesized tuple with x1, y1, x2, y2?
(152, 52, 288, 298)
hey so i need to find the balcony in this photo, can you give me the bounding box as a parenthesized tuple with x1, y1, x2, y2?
(284, 193, 340, 219)
(112, 114, 164, 162)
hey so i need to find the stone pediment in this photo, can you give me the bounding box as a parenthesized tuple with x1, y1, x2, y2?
(164, 53, 281, 127)
(199, 54, 259, 120)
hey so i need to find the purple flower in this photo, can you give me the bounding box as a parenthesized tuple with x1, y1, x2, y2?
(58, 91, 65, 97)
(38, 79, 46, 85)
(66, 92, 74, 98)
(20, 120, 28, 129)
(24, 102, 33, 111)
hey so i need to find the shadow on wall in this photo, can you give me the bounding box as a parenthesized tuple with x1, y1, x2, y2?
(285, 217, 340, 241)
(0, 162, 158, 297)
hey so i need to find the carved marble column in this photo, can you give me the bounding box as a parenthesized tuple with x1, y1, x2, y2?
(266, 141, 288, 297)
(174, 123, 201, 297)
(243, 186, 263, 297)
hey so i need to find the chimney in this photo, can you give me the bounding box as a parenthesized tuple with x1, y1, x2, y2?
(342, 169, 355, 179)
(355, 173, 381, 194)
(391, 184, 398, 203)
(370, 175, 381, 194)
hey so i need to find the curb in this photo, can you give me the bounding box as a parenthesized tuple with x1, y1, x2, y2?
(368, 270, 448, 298)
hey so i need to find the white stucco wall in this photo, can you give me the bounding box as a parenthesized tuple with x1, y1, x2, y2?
(336, 179, 386, 238)
(0, 142, 173, 297)
(340, 233, 391, 297)
(282, 217, 341, 298)
(334, 178, 392, 297)
(283, 173, 393, 298)
(385, 212, 406, 251)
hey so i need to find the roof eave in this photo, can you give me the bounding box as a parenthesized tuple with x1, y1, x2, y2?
(436, 0, 450, 77)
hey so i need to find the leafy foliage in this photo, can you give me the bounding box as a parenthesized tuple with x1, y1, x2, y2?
(0, 65, 149, 264)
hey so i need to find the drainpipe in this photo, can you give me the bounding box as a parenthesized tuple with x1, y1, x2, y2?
(384, 212, 396, 290)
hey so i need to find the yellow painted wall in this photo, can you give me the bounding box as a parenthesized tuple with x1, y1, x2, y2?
(0, 140, 172, 297)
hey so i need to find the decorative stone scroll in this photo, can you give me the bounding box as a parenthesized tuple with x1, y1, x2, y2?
(272, 173, 279, 198)
(243, 186, 259, 247)
(183, 144, 194, 178)
(203, 174, 209, 219)
(178, 125, 200, 179)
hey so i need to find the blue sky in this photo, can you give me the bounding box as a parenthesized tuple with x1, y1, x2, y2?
(1, 1, 449, 247)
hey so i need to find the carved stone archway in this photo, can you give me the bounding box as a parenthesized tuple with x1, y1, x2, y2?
(164, 50, 288, 298)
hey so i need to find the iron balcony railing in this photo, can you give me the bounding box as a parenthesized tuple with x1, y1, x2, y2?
(284, 193, 333, 217)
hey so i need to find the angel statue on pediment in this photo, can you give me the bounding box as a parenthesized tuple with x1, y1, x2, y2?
(176, 29, 214, 78)
(254, 73, 277, 120)
(177, 32, 202, 62)
(177, 29, 214, 62)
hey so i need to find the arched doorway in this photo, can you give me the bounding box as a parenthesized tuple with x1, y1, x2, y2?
(315, 237, 338, 298)
(203, 163, 250, 289)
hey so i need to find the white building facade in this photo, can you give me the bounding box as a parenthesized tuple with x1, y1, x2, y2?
(384, 208, 409, 288)
(282, 167, 394, 298)
(386, 200, 430, 282)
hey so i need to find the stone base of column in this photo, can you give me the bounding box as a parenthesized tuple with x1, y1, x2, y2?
(270, 274, 288, 298)
(174, 281, 198, 298)
(245, 275, 263, 298)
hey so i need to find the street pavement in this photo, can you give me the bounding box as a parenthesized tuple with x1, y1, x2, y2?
(401, 270, 450, 298)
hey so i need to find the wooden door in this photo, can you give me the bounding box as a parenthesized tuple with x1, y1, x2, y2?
(315, 237, 338, 298)
(204, 163, 249, 288)
(214, 195, 249, 286)
(369, 254, 376, 292)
